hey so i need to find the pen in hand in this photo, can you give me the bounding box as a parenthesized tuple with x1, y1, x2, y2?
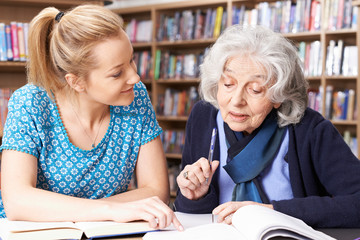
(206, 128, 217, 184)
(208, 128, 217, 223)
(207, 128, 217, 168)
(206, 128, 217, 223)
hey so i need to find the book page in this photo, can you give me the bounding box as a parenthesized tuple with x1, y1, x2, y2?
(143, 222, 246, 240)
(232, 205, 335, 240)
(143, 212, 247, 240)
(0, 219, 82, 240)
(173, 212, 214, 229)
(0, 218, 76, 232)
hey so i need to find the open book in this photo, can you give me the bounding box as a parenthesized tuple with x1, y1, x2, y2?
(144, 205, 335, 240)
(0, 219, 157, 240)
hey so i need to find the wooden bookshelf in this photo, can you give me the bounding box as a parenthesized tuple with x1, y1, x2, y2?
(1, 0, 359, 156)
(111, 0, 360, 159)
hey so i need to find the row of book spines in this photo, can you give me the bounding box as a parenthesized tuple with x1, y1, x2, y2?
(234, 0, 356, 33)
(137, 41, 355, 81)
(326, 40, 358, 76)
(298, 40, 358, 77)
(128, 0, 356, 44)
(308, 86, 357, 121)
(156, 87, 199, 117)
(153, 49, 208, 80)
(332, 89, 356, 121)
(160, 130, 185, 155)
(298, 41, 322, 77)
(0, 22, 29, 62)
(133, 51, 152, 80)
(124, 19, 152, 43)
(233, 0, 321, 33)
(324, 0, 357, 31)
(156, 6, 226, 42)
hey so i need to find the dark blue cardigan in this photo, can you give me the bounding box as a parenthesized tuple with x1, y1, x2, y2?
(174, 101, 360, 228)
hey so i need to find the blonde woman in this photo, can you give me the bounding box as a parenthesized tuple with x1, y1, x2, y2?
(0, 4, 182, 231)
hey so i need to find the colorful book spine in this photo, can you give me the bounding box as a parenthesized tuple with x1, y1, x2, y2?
(17, 22, 26, 61)
(23, 23, 29, 59)
(351, 6, 358, 29)
(213, 6, 223, 38)
(0, 23, 7, 61)
(10, 22, 19, 61)
(154, 49, 161, 80)
(5, 24, 13, 61)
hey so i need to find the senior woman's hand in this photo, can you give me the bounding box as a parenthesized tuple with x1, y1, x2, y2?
(176, 157, 219, 200)
(213, 201, 274, 225)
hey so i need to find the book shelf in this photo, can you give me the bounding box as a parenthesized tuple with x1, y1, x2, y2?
(110, 0, 360, 172)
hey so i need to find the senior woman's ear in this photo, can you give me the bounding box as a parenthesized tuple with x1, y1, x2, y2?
(274, 103, 281, 109)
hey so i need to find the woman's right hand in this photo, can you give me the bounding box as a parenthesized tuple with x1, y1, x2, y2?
(108, 196, 183, 231)
(176, 157, 219, 200)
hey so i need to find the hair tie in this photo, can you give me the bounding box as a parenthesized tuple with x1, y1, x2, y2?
(55, 11, 65, 22)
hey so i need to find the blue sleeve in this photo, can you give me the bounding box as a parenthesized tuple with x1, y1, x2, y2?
(0, 89, 41, 158)
(137, 83, 162, 145)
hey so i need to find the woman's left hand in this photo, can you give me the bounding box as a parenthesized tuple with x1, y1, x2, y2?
(212, 201, 274, 225)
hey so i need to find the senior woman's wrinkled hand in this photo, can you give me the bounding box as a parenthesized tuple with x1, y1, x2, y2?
(177, 157, 220, 200)
(212, 201, 274, 225)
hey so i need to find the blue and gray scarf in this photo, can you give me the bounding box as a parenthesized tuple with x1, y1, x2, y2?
(223, 110, 285, 203)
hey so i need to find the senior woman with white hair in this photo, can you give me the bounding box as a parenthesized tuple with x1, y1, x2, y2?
(174, 25, 360, 228)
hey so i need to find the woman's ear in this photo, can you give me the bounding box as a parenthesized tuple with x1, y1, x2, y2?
(274, 103, 281, 109)
(65, 73, 85, 92)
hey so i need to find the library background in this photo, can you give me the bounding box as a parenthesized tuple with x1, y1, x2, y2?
(0, 0, 359, 200)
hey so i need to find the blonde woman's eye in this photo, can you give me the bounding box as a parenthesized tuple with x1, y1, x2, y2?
(112, 71, 122, 78)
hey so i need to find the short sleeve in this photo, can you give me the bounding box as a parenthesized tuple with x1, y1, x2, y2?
(137, 83, 162, 145)
(0, 89, 41, 158)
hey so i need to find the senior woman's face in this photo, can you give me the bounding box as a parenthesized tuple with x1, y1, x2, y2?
(217, 56, 280, 135)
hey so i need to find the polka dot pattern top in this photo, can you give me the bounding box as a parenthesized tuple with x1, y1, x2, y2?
(0, 82, 162, 217)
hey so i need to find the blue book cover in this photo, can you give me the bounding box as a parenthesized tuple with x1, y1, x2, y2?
(0, 23, 7, 61)
(5, 24, 13, 61)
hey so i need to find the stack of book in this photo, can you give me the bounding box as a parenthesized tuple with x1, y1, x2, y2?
(157, 6, 226, 41)
(154, 49, 208, 80)
(133, 50, 152, 80)
(324, 85, 357, 121)
(157, 87, 199, 117)
(307, 87, 322, 113)
(326, 40, 358, 77)
(232, 0, 357, 33)
(298, 41, 322, 77)
(161, 129, 185, 155)
(0, 22, 29, 62)
(124, 19, 152, 43)
(324, 0, 357, 30)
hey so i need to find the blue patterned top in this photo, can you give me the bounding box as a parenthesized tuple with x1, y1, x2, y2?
(0, 82, 162, 218)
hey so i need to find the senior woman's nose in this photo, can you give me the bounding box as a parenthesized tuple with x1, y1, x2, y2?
(231, 86, 247, 106)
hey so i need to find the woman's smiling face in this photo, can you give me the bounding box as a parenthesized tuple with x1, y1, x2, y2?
(83, 30, 140, 107)
(217, 56, 280, 134)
